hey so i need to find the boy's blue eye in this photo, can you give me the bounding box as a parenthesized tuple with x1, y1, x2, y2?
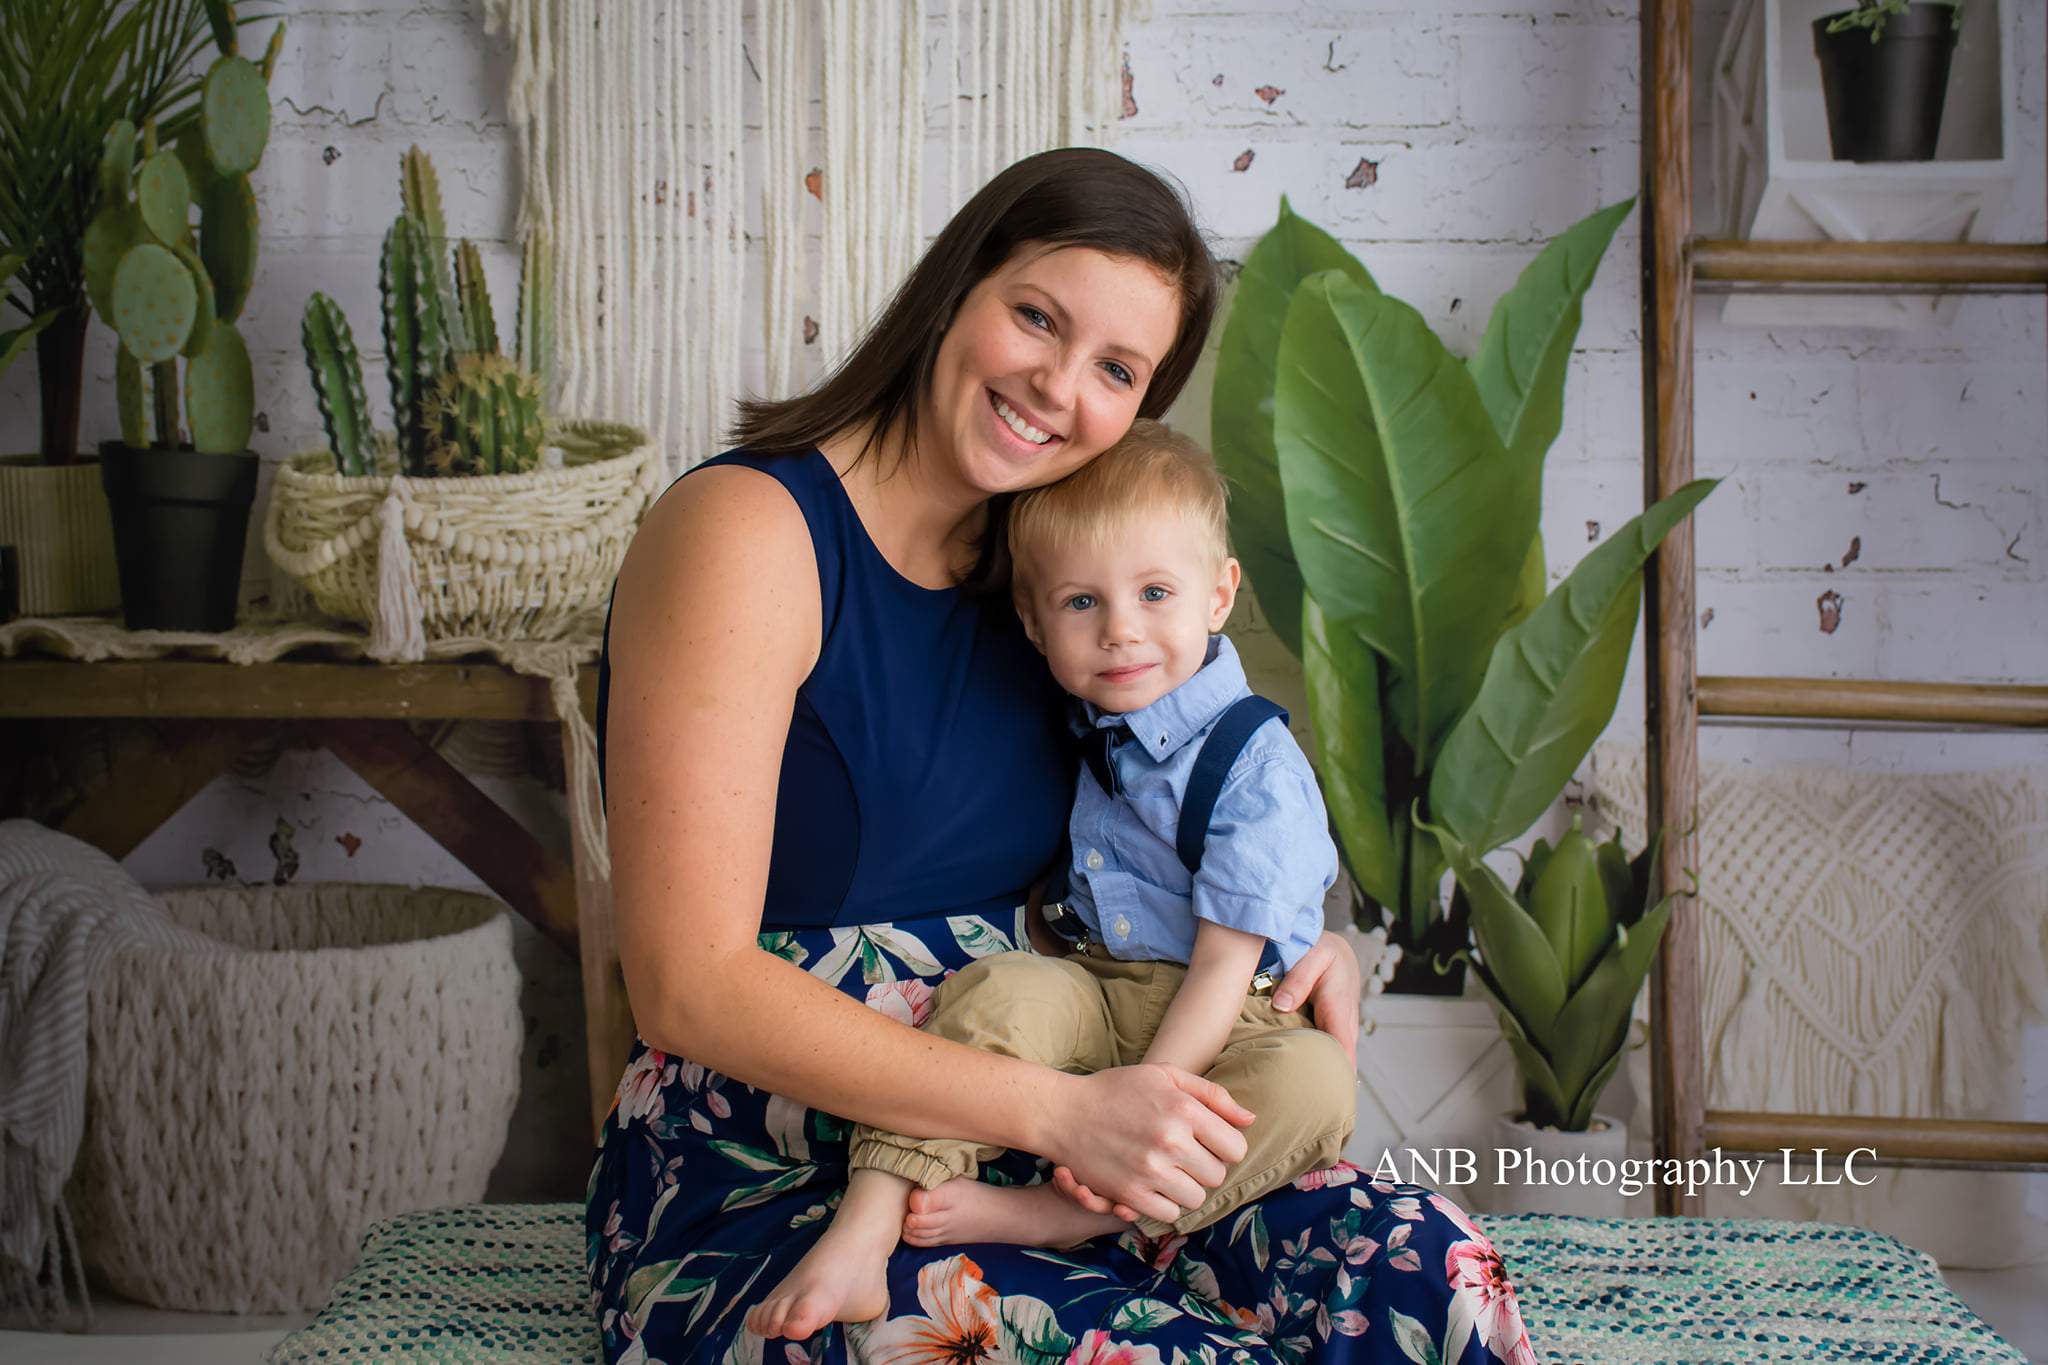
(1140, 585, 1169, 602)
(1063, 593, 1096, 611)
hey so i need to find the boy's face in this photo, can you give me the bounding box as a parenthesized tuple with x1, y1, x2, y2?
(1017, 511, 1241, 713)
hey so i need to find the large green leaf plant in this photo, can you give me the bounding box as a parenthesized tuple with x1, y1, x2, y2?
(1212, 197, 1716, 1027)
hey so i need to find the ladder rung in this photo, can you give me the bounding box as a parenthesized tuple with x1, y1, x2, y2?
(1692, 239, 2048, 288)
(1699, 676, 2048, 728)
(1705, 1111, 2048, 1168)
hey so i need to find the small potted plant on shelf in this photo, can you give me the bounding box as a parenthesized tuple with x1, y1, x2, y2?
(266, 146, 654, 660)
(1211, 195, 1716, 997)
(0, 0, 275, 617)
(1814, 0, 1966, 162)
(86, 2, 283, 632)
(1422, 811, 1679, 1216)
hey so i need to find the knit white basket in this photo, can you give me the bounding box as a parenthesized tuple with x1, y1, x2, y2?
(71, 883, 524, 1314)
(263, 421, 658, 659)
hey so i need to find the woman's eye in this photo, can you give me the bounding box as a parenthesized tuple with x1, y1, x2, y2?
(1140, 585, 1169, 602)
(1102, 361, 1134, 387)
(1063, 593, 1096, 611)
(1018, 305, 1051, 330)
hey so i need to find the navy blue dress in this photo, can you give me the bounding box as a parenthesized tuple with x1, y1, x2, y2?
(585, 448, 1539, 1365)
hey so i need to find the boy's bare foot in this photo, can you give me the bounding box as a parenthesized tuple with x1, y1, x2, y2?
(746, 1175, 906, 1341)
(902, 1178, 1131, 1250)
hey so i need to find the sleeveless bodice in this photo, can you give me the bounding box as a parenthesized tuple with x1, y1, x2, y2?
(595, 447, 1072, 929)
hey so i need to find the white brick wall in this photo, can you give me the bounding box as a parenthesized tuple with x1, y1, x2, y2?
(2, 0, 2041, 1215)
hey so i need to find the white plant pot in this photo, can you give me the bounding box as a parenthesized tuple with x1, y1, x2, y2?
(1478, 1109, 1630, 1218)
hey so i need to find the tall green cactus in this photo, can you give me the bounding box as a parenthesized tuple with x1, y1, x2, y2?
(303, 292, 374, 477)
(88, 11, 281, 456)
(300, 147, 559, 477)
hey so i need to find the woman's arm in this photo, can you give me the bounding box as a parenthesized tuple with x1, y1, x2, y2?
(604, 468, 1249, 1215)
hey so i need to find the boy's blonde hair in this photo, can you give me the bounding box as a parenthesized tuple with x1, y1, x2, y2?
(1008, 420, 1230, 599)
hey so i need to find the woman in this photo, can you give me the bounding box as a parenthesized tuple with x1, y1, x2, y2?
(588, 147, 1538, 1365)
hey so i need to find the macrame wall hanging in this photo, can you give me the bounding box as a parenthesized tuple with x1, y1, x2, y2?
(484, 0, 1136, 481)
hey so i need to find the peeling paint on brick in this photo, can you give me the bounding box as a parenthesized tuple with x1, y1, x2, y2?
(803, 316, 818, 345)
(1255, 85, 1284, 105)
(1211, 73, 1225, 87)
(269, 816, 300, 885)
(202, 848, 237, 881)
(1122, 55, 1138, 118)
(322, 145, 340, 165)
(1585, 520, 1599, 542)
(1841, 535, 1861, 567)
(804, 168, 822, 200)
(337, 831, 362, 857)
(1231, 149, 1254, 173)
(1847, 481, 1866, 494)
(1344, 157, 1378, 190)
(1700, 607, 1715, 629)
(1817, 590, 1843, 634)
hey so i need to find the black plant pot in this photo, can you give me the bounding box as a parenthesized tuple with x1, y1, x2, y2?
(98, 442, 259, 632)
(1814, 4, 1960, 162)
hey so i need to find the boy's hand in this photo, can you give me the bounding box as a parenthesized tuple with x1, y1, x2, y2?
(1274, 930, 1360, 1069)
(1050, 1164, 1140, 1223)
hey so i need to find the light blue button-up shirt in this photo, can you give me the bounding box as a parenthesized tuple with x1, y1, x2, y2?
(1062, 634, 1338, 974)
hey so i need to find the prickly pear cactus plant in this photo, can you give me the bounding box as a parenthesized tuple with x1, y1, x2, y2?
(87, 1, 282, 457)
(300, 145, 559, 478)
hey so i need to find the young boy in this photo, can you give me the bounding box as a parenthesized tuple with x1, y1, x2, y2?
(746, 421, 1357, 1342)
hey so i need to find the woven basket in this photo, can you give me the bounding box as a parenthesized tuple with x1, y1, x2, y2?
(72, 883, 524, 1314)
(263, 421, 658, 654)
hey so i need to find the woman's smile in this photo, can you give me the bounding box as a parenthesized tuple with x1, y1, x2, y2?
(986, 387, 1063, 459)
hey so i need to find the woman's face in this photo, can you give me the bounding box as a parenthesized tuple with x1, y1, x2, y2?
(922, 245, 1183, 499)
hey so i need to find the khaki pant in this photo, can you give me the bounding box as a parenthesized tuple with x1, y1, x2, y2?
(849, 945, 1357, 1238)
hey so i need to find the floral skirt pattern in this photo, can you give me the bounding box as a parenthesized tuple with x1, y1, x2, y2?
(586, 906, 1540, 1364)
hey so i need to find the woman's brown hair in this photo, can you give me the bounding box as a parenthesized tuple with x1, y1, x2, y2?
(728, 147, 1219, 590)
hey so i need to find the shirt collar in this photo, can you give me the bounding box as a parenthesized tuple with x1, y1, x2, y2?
(1075, 634, 1248, 762)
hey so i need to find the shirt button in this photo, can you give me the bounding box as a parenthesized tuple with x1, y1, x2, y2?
(1113, 915, 1132, 938)
(1084, 849, 1104, 871)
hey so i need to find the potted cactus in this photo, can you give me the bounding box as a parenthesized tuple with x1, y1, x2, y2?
(86, 6, 280, 633)
(0, 0, 276, 617)
(266, 146, 653, 657)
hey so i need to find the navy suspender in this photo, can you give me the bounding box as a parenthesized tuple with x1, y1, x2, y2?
(1075, 694, 1288, 873)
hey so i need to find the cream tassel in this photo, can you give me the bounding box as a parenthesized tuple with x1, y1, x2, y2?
(551, 672, 610, 883)
(368, 481, 426, 663)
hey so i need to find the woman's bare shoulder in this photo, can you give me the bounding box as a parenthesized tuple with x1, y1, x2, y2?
(610, 461, 821, 676)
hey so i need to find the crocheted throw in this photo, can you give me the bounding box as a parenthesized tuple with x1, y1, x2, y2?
(267, 1204, 2027, 1363)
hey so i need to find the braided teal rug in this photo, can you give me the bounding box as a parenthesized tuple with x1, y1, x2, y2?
(267, 1204, 2027, 1363)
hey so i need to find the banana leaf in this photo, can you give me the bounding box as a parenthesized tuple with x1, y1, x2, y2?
(1429, 478, 1719, 854)
(1468, 197, 1636, 475)
(1303, 592, 1400, 910)
(1212, 199, 1376, 659)
(1275, 273, 1536, 769)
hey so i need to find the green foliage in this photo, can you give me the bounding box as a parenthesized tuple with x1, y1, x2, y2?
(303, 146, 558, 477)
(1211, 194, 1712, 1019)
(82, 8, 277, 455)
(1428, 813, 1677, 1130)
(1824, 0, 1963, 42)
(0, 0, 279, 460)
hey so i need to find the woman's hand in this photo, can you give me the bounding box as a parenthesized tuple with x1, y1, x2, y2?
(1274, 929, 1360, 1068)
(1045, 1065, 1255, 1227)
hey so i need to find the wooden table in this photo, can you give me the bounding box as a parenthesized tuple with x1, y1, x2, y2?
(0, 653, 633, 1132)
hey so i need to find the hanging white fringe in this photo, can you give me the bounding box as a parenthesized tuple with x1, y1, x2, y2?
(484, 0, 1141, 468)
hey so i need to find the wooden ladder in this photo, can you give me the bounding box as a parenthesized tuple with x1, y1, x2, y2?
(1639, 0, 2048, 1217)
